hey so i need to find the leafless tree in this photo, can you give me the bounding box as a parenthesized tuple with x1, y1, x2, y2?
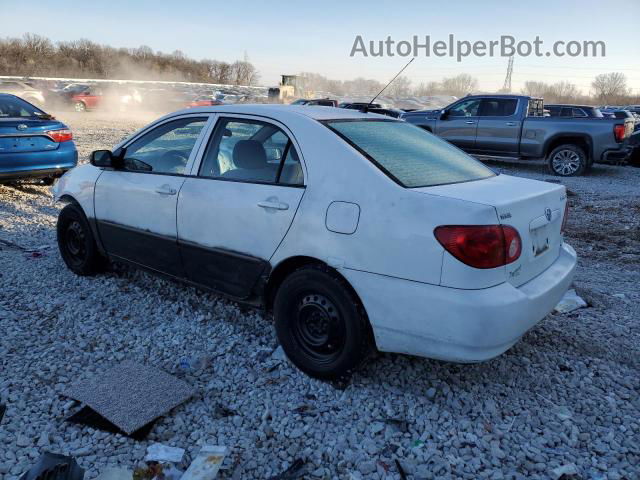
(440, 74, 478, 97)
(592, 72, 629, 104)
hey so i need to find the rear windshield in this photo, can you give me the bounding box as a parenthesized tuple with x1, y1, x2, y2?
(0, 96, 45, 118)
(325, 119, 495, 188)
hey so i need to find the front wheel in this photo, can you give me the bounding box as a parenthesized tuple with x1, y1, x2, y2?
(548, 144, 587, 176)
(273, 265, 373, 380)
(57, 203, 106, 275)
(74, 101, 86, 112)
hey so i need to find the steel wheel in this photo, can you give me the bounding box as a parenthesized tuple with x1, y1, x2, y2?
(292, 293, 346, 364)
(57, 203, 106, 276)
(64, 220, 87, 266)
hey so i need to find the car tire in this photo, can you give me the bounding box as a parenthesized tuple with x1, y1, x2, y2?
(57, 203, 106, 276)
(548, 144, 587, 176)
(273, 265, 373, 380)
(74, 101, 86, 112)
(40, 177, 55, 186)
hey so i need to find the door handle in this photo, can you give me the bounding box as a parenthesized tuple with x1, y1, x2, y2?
(505, 122, 517, 126)
(465, 120, 476, 124)
(258, 200, 289, 210)
(155, 185, 177, 195)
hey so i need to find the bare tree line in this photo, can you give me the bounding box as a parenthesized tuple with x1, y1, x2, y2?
(0, 33, 260, 86)
(300, 70, 638, 105)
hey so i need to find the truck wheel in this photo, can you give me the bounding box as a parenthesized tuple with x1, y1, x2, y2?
(548, 144, 587, 176)
(74, 101, 86, 112)
(57, 203, 106, 275)
(273, 265, 373, 380)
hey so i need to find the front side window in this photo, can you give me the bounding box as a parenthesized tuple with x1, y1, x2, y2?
(198, 118, 304, 185)
(123, 117, 207, 174)
(326, 119, 495, 188)
(448, 99, 481, 117)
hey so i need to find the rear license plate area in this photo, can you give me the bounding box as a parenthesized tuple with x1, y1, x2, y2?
(530, 224, 551, 257)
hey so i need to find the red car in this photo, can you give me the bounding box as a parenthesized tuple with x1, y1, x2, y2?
(71, 86, 103, 112)
(186, 96, 224, 108)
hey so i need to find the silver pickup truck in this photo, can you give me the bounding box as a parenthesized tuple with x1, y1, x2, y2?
(401, 94, 634, 176)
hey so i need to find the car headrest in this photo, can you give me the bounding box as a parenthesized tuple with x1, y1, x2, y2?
(232, 140, 267, 170)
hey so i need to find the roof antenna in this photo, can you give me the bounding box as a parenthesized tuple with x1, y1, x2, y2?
(364, 57, 415, 112)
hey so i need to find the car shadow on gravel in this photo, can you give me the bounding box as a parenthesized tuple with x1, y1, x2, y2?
(2, 182, 51, 196)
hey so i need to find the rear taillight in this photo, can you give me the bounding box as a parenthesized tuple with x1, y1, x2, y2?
(434, 225, 521, 269)
(46, 129, 73, 142)
(561, 202, 569, 233)
(613, 124, 625, 142)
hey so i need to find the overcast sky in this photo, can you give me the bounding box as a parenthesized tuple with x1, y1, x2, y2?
(3, 0, 639, 93)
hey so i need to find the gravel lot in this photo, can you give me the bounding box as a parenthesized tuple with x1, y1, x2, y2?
(1, 112, 639, 479)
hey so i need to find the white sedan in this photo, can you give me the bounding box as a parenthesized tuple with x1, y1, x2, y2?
(53, 105, 577, 379)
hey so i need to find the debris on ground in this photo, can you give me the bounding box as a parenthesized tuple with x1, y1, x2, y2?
(551, 463, 580, 479)
(144, 443, 185, 464)
(178, 355, 210, 375)
(64, 361, 194, 436)
(181, 445, 228, 480)
(554, 288, 588, 313)
(266, 458, 306, 480)
(19, 452, 84, 480)
(95, 468, 133, 480)
(394, 459, 408, 480)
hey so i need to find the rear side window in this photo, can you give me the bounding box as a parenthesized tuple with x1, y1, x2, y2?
(198, 118, 304, 185)
(325, 120, 495, 188)
(479, 99, 517, 117)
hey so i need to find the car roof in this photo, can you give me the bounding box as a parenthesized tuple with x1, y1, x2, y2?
(167, 104, 387, 122)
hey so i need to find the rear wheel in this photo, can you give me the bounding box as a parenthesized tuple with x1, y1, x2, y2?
(74, 101, 86, 112)
(548, 144, 587, 176)
(273, 265, 373, 379)
(57, 203, 106, 275)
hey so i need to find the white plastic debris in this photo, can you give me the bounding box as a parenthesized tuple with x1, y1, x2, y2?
(144, 443, 185, 463)
(554, 289, 587, 314)
(181, 445, 227, 480)
(551, 463, 579, 479)
(95, 468, 133, 480)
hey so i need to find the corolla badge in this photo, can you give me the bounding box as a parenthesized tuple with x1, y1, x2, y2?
(17, 124, 28, 131)
(545, 208, 552, 222)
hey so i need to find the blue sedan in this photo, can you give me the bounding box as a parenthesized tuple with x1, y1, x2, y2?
(0, 94, 77, 184)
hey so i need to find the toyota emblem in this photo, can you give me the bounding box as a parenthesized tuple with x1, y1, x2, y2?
(17, 124, 28, 131)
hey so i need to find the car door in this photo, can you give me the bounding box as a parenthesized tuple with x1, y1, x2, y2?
(436, 98, 481, 150)
(94, 114, 211, 277)
(475, 98, 521, 156)
(177, 115, 306, 299)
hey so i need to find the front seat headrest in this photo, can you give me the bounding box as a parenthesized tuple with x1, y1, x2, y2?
(232, 140, 267, 170)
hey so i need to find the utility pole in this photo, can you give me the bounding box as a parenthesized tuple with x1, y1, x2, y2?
(502, 56, 514, 92)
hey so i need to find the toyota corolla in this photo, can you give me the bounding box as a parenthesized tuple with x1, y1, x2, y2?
(53, 105, 576, 379)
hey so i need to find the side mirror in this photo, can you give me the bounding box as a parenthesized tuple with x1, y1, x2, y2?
(90, 149, 126, 169)
(439, 109, 448, 120)
(90, 150, 114, 167)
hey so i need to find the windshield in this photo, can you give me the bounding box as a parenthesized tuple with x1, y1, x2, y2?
(0, 96, 47, 118)
(325, 119, 495, 188)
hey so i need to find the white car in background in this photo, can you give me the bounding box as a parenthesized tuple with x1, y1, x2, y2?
(53, 105, 576, 379)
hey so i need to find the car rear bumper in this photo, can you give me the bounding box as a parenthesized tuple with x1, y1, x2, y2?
(0, 143, 77, 182)
(600, 146, 632, 163)
(343, 242, 577, 362)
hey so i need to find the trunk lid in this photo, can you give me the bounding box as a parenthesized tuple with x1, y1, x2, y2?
(0, 118, 63, 154)
(415, 174, 567, 287)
